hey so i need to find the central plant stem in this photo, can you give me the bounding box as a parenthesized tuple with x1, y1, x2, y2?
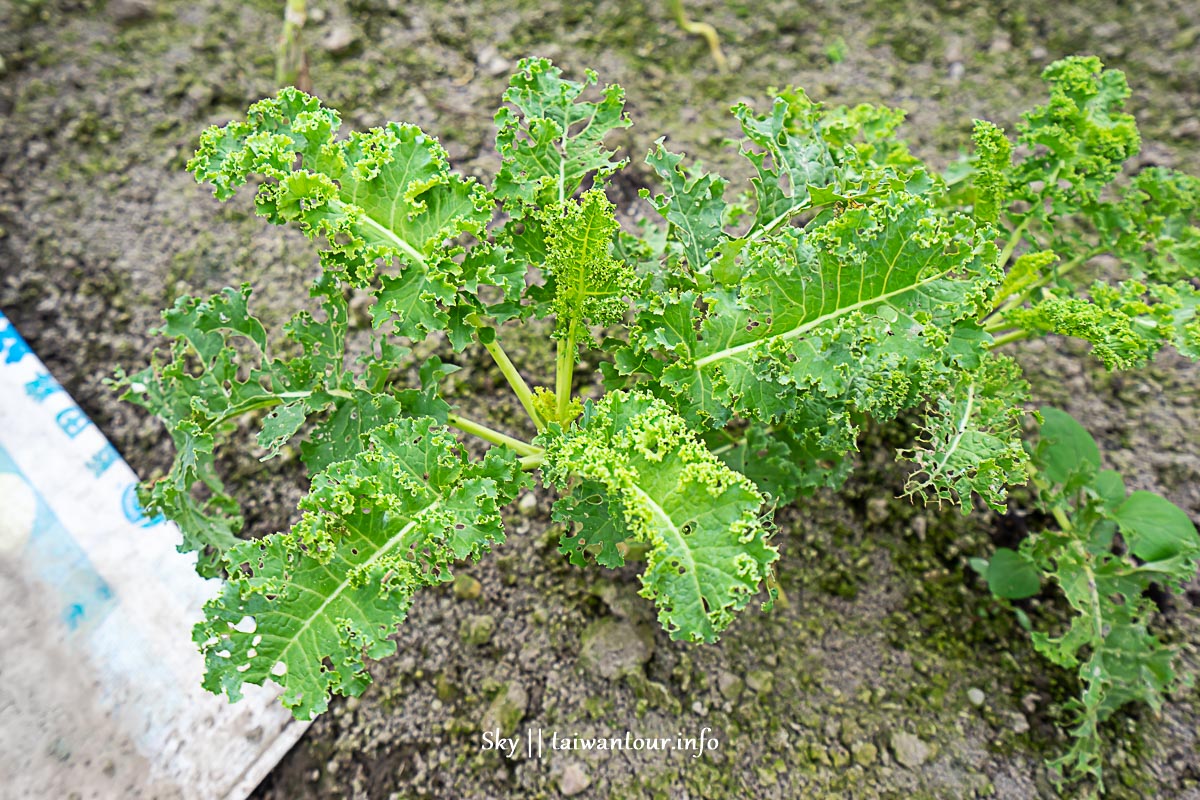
(555, 322, 579, 422)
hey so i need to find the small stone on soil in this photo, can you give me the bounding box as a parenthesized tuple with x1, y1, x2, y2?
(460, 613, 495, 645)
(853, 741, 878, 766)
(108, 0, 155, 25)
(322, 25, 360, 55)
(453, 573, 482, 601)
(890, 731, 931, 768)
(717, 670, 744, 702)
(558, 762, 591, 796)
(746, 669, 774, 695)
(578, 618, 653, 680)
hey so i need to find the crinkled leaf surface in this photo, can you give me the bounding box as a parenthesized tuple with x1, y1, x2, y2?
(541, 391, 777, 642)
(116, 282, 416, 575)
(540, 188, 633, 336)
(188, 88, 511, 339)
(620, 192, 999, 440)
(195, 419, 528, 719)
(552, 479, 630, 569)
(1008, 280, 1198, 370)
(493, 57, 630, 206)
(901, 354, 1031, 512)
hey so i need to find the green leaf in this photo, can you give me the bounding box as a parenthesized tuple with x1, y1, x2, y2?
(1011, 56, 1139, 217)
(986, 547, 1041, 599)
(115, 285, 346, 575)
(1093, 469, 1127, 510)
(1097, 167, 1200, 284)
(141, 419, 240, 577)
(393, 357, 457, 424)
(552, 480, 630, 569)
(731, 97, 836, 233)
(1016, 416, 1200, 790)
(493, 57, 630, 206)
(188, 88, 498, 340)
(1113, 491, 1200, 562)
(712, 423, 853, 502)
(1008, 280, 1187, 370)
(300, 389, 402, 473)
(643, 142, 729, 273)
(993, 250, 1056, 307)
(969, 120, 1012, 224)
(257, 402, 308, 459)
(624, 192, 999, 439)
(161, 283, 268, 360)
(1033, 406, 1100, 487)
(902, 354, 1031, 513)
(542, 391, 778, 642)
(195, 419, 528, 719)
(541, 188, 633, 336)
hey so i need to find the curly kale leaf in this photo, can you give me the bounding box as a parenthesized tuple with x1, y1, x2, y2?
(115, 285, 339, 574)
(540, 188, 634, 336)
(618, 192, 999, 448)
(115, 283, 417, 574)
(1096, 167, 1200, 284)
(641, 90, 923, 278)
(1011, 56, 1140, 219)
(188, 88, 512, 340)
(901, 354, 1031, 513)
(494, 57, 630, 206)
(730, 96, 838, 233)
(968, 120, 1012, 225)
(707, 423, 855, 503)
(541, 391, 778, 643)
(974, 57, 1200, 374)
(1008, 280, 1200, 370)
(642, 143, 730, 276)
(551, 478, 630, 569)
(195, 419, 529, 719)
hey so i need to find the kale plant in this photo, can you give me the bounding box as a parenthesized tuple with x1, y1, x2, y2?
(976, 410, 1200, 790)
(116, 56, 1200, 786)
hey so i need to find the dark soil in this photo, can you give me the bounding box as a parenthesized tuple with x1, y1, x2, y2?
(2, 0, 1199, 798)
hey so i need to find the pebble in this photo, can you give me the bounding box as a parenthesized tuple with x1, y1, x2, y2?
(453, 573, 482, 601)
(481, 681, 527, 737)
(517, 491, 538, 516)
(476, 44, 511, 78)
(558, 762, 591, 796)
(322, 25, 360, 56)
(578, 618, 653, 680)
(852, 742, 878, 766)
(890, 731, 931, 768)
(717, 670, 744, 702)
(866, 497, 890, 524)
(967, 688, 985, 707)
(746, 669, 774, 695)
(460, 614, 495, 645)
(108, 0, 155, 24)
